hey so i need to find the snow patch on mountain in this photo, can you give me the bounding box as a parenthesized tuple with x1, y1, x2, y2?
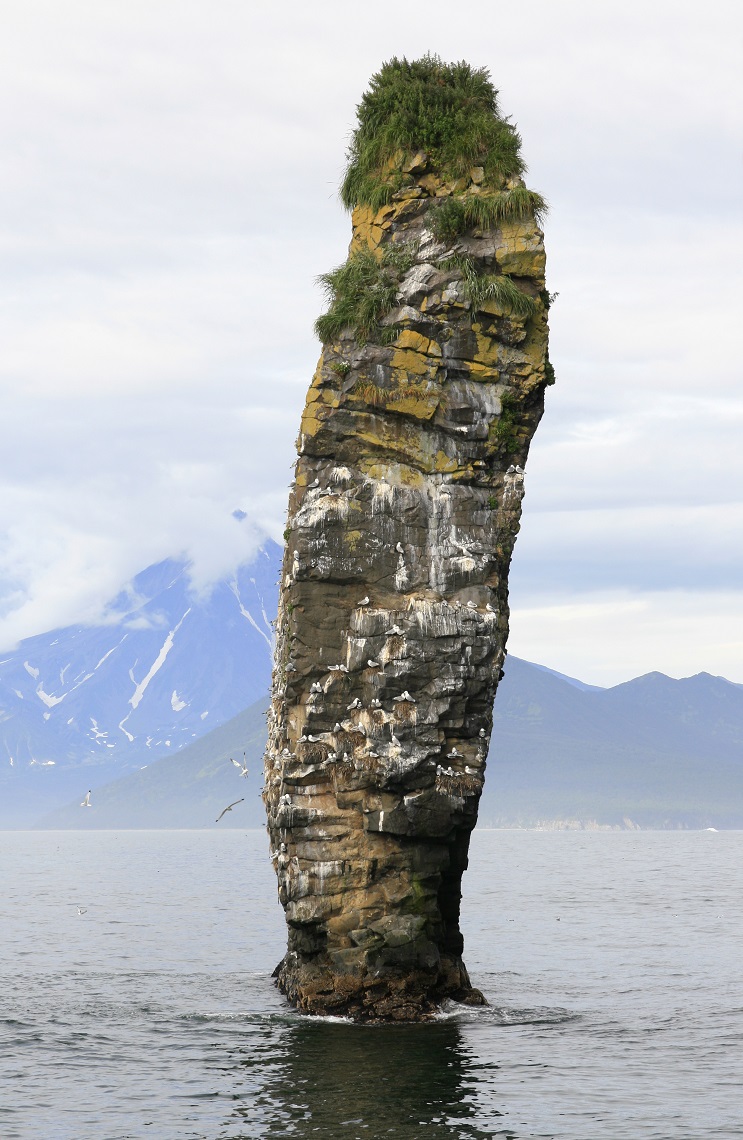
(129, 609, 191, 711)
(0, 540, 282, 806)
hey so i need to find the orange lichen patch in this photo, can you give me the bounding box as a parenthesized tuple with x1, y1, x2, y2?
(394, 329, 442, 357)
(495, 221, 547, 279)
(473, 332, 501, 367)
(386, 391, 440, 421)
(390, 348, 436, 377)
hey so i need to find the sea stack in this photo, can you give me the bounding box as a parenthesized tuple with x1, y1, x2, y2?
(265, 56, 552, 1020)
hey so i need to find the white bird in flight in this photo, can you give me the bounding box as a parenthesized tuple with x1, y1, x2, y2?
(80, 791, 92, 808)
(230, 753, 249, 777)
(215, 798, 244, 823)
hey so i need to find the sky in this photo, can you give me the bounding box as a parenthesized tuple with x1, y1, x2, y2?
(0, 0, 740, 685)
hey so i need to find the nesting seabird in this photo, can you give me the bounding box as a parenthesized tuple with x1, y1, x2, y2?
(395, 542, 405, 554)
(385, 625, 403, 636)
(366, 659, 380, 668)
(358, 596, 370, 606)
(466, 600, 478, 610)
(347, 697, 361, 710)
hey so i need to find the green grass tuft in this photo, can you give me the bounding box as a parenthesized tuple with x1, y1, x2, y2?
(439, 254, 537, 318)
(341, 55, 525, 211)
(492, 391, 520, 451)
(429, 187, 547, 242)
(314, 243, 418, 346)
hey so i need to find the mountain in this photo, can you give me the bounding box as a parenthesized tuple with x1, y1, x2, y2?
(0, 542, 280, 826)
(482, 657, 743, 828)
(36, 696, 270, 830)
(33, 656, 743, 831)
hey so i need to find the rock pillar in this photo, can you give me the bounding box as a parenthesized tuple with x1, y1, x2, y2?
(264, 59, 551, 1020)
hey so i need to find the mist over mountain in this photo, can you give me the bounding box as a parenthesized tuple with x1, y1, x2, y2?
(0, 542, 279, 825)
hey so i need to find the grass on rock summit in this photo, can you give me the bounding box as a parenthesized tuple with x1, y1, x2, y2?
(315, 54, 548, 349)
(340, 55, 526, 211)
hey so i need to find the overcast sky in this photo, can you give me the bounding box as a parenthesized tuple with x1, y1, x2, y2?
(0, 0, 740, 685)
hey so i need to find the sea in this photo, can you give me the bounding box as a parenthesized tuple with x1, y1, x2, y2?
(1, 828, 740, 1140)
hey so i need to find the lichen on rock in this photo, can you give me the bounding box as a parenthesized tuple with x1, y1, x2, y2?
(264, 55, 552, 1021)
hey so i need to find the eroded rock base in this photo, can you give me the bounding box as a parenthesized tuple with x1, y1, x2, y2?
(274, 950, 485, 1022)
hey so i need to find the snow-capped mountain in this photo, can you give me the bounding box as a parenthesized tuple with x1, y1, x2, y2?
(0, 541, 280, 824)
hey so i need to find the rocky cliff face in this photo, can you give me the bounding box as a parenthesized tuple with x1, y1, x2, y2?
(264, 59, 551, 1021)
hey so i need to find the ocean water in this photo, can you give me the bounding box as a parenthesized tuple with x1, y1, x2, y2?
(1, 828, 740, 1140)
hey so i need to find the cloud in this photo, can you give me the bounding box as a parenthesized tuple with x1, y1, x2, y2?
(0, 0, 740, 680)
(509, 589, 743, 688)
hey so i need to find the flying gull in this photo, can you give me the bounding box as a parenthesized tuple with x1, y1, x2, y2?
(215, 798, 244, 823)
(80, 791, 92, 808)
(230, 753, 249, 777)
